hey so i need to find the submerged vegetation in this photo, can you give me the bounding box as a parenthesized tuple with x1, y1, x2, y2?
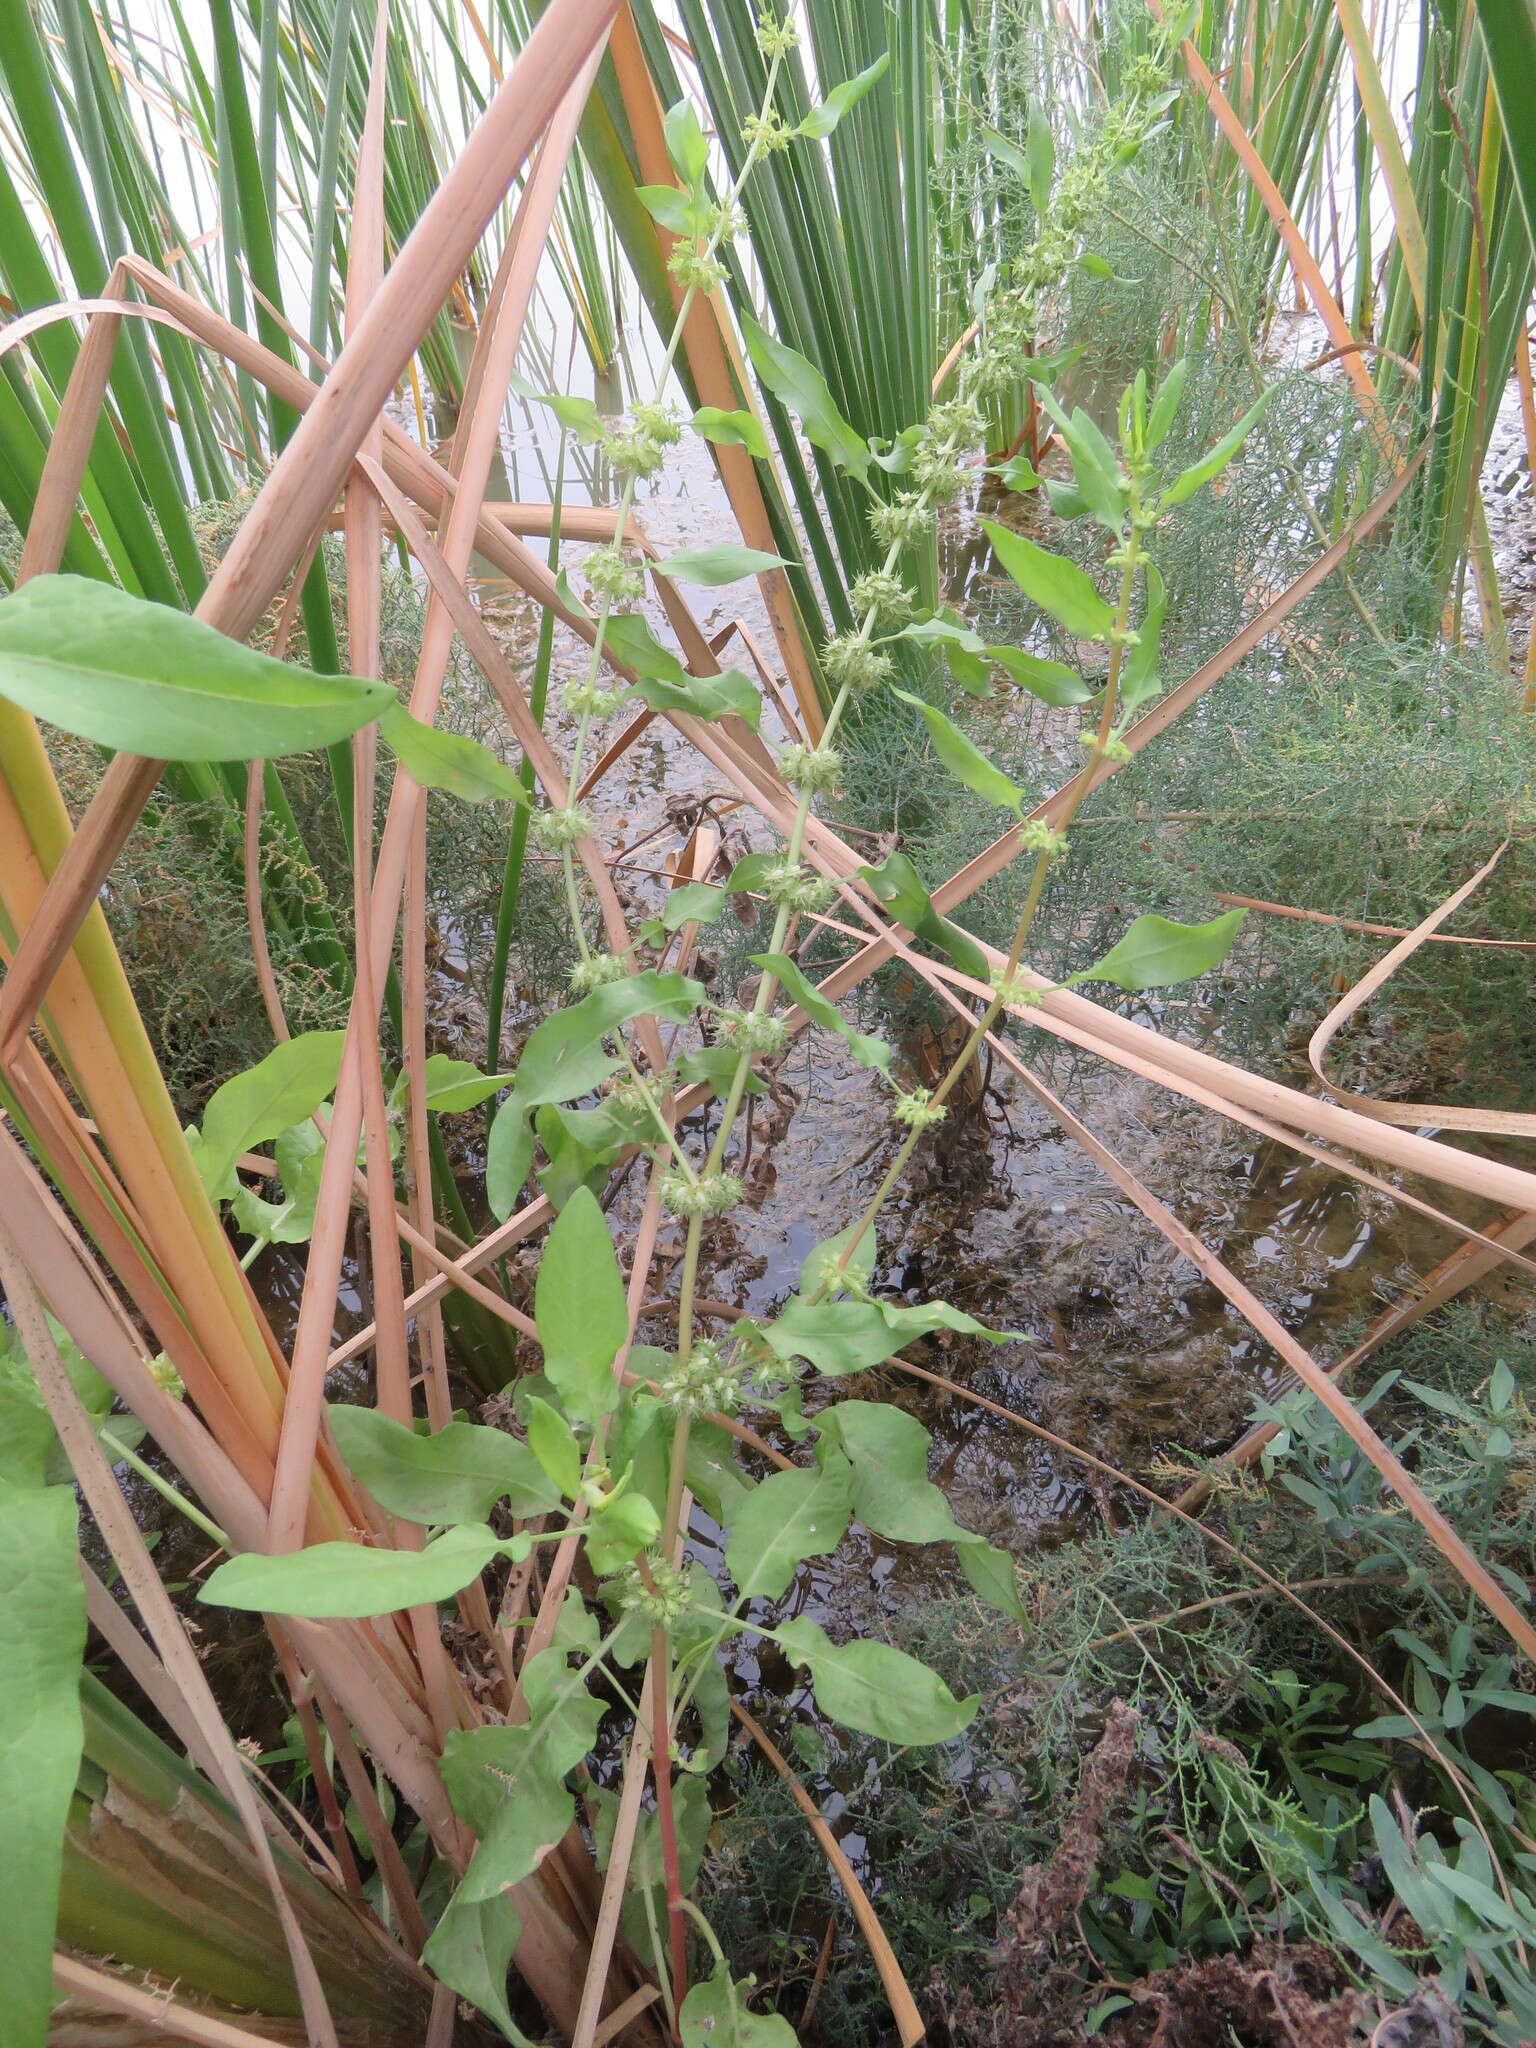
(1, 1, 1536, 2044)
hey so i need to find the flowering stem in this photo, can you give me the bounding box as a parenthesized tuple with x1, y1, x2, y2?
(556, 49, 789, 962)
(814, 500, 1148, 1300)
(659, 506, 947, 1552)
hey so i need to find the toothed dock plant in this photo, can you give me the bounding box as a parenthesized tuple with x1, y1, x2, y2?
(188, 116, 1276, 2048)
(7, 5, 1536, 2043)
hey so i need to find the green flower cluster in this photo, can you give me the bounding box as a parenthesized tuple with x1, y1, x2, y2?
(670, 244, 728, 294)
(614, 1553, 693, 1625)
(868, 492, 929, 550)
(849, 569, 916, 628)
(148, 1352, 186, 1399)
(723, 1008, 790, 1057)
(661, 1170, 744, 1218)
(990, 967, 1043, 1009)
(657, 1337, 741, 1418)
(584, 545, 645, 605)
(569, 953, 631, 995)
(759, 857, 835, 914)
(741, 108, 793, 155)
(606, 1063, 675, 1112)
(909, 396, 985, 505)
(778, 741, 843, 794)
(821, 634, 893, 696)
(1078, 730, 1132, 761)
(1017, 819, 1066, 856)
(604, 405, 681, 480)
(891, 1087, 946, 1131)
(971, 56, 1171, 391)
(564, 679, 629, 719)
(754, 8, 798, 58)
(532, 803, 596, 847)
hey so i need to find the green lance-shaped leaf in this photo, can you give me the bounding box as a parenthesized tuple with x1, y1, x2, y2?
(191, 1030, 346, 1201)
(763, 1294, 1008, 1378)
(636, 184, 712, 239)
(775, 1615, 979, 1743)
(231, 1119, 327, 1249)
(898, 610, 993, 698)
(740, 311, 871, 481)
(685, 1419, 754, 1526)
(654, 544, 788, 587)
(896, 614, 1090, 705)
(0, 575, 393, 761)
(486, 1104, 536, 1223)
(1161, 389, 1273, 508)
(0, 1464, 86, 2046)
(585, 1488, 662, 1576)
(663, 97, 709, 189)
(678, 1045, 766, 1100)
(525, 1396, 582, 1501)
(604, 613, 760, 726)
(761, 1299, 898, 1376)
(444, 1657, 603, 1902)
(1032, 389, 1127, 530)
(438, 1642, 605, 1935)
(327, 1405, 560, 1526)
(681, 1968, 798, 2048)
(892, 687, 1024, 811)
(1368, 1797, 1449, 1941)
(535, 392, 607, 443)
(990, 646, 1094, 705)
(1146, 358, 1189, 452)
(859, 850, 990, 979)
(867, 425, 926, 476)
(691, 406, 770, 459)
(990, 452, 1041, 494)
(536, 1101, 644, 1211)
(409, 1053, 517, 1114)
(724, 849, 785, 895)
(199, 1523, 511, 1618)
(978, 124, 1031, 184)
(1304, 1874, 1419, 1998)
(752, 952, 891, 1073)
(486, 970, 702, 1221)
(662, 881, 728, 930)
(957, 1538, 1027, 1623)
(511, 971, 706, 1108)
(422, 1892, 529, 2044)
(725, 1449, 854, 1600)
(818, 1401, 966, 1543)
(534, 1186, 628, 1425)
(379, 702, 527, 805)
(796, 52, 890, 140)
(1118, 560, 1166, 720)
(981, 520, 1114, 641)
(798, 1223, 876, 1298)
(636, 668, 762, 725)
(1069, 909, 1246, 992)
(1025, 102, 1055, 216)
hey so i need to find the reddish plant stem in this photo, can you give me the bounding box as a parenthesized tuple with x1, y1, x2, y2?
(649, 1627, 688, 2025)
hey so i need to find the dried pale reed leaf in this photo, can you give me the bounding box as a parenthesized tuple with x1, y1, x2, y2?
(52, 1955, 301, 2048)
(730, 1701, 925, 2048)
(1148, 0, 1381, 416)
(1307, 844, 1536, 1134)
